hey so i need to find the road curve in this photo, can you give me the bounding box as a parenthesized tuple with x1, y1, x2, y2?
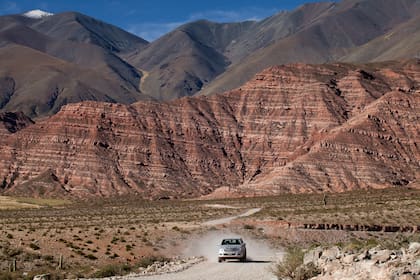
(202, 208, 262, 226)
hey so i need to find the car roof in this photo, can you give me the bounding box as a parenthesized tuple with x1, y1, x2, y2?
(222, 238, 243, 240)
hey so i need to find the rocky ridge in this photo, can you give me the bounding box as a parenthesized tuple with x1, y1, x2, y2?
(0, 60, 418, 198)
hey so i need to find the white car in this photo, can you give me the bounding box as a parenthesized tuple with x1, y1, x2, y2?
(218, 238, 247, 262)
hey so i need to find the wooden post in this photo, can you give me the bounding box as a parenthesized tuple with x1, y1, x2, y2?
(323, 193, 327, 206)
(58, 254, 63, 270)
(9, 258, 17, 272)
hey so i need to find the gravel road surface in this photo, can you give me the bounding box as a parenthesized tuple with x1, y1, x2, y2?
(135, 256, 277, 280)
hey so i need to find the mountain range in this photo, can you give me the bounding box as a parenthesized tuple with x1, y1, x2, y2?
(0, 0, 419, 117)
(0, 0, 419, 198)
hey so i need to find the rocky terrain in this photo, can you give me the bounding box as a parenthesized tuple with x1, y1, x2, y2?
(0, 60, 418, 198)
(77, 257, 205, 280)
(302, 242, 420, 280)
(199, 0, 420, 96)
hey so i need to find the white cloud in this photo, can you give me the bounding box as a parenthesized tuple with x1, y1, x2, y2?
(0, 1, 20, 15)
(127, 7, 278, 42)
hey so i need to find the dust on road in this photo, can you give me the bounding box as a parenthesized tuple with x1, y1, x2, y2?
(138, 229, 280, 280)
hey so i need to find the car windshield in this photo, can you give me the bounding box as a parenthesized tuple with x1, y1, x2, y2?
(221, 239, 241, 245)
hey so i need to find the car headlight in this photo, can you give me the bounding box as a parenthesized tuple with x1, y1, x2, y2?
(219, 248, 224, 254)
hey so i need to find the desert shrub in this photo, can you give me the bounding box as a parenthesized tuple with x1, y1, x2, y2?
(0, 272, 15, 280)
(243, 224, 256, 230)
(138, 255, 169, 268)
(343, 238, 379, 253)
(111, 236, 119, 244)
(85, 254, 97, 260)
(273, 247, 321, 280)
(109, 253, 119, 259)
(29, 243, 40, 250)
(273, 247, 304, 280)
(2, 246, 22, 258)
(42, 254, 54, 262)
(294, 262, 321, 280)
(92, 263, 132, 277)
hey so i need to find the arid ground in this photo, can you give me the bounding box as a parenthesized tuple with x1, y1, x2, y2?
(0, 187, 419, 279)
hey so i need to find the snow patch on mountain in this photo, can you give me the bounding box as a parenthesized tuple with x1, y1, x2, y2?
(23, 9, 54, 19)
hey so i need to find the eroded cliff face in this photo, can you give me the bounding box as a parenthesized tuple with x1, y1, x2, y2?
(0, 60, 418, 198)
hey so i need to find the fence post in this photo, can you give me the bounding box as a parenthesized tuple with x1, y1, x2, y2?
(58, 254, 63, 270)
(9, 258, 17, 272)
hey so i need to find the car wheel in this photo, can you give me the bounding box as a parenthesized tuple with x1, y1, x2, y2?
(218, 258, 223, 263)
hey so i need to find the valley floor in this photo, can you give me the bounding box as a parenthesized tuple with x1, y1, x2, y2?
(0, 187, 419, 279)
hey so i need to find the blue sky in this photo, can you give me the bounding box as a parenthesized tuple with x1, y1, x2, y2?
(0, 0, 332, 41)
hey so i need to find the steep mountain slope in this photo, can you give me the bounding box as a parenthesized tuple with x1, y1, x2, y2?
(224, 1, 337, 64)
(30, 11, 148, 53)
(0, 21, 143, 91)
(342, 14, 420, 62)
(0, 45, 148, 117)
(125, 20, 255, 99)
(200, 0, 420, 95)
(0, 13, 150, 117)
(0, 60, 417, 198)
(1, 0, 419, 107)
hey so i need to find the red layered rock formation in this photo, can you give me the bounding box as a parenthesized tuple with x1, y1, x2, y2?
(0, 60, 418, 198)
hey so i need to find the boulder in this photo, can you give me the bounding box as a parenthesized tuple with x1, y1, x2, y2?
(371, 249, 392, 264)
(342, 254, 355, 265)
(304, 247, 323, 265)
(397, 275, 415, 280)
(408, 242, 420, 255)
(33, 274, 50, 280)
(320, 246, 341, 262)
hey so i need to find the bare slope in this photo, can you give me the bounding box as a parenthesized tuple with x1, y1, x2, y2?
(0, 14, 151, 117)
(0, 45, 149, 117)
(342, 14, 420, 62)
(200, 0, 420, 95)
(125, 20, 255, 100)
(29, 11, 149, 53)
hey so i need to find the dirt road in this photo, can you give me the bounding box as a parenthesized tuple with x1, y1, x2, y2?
(136, 257, 277, 280)
(96, 207, 282, 280)
(132, 208, 279, 280)
(202, 208, 262, 226)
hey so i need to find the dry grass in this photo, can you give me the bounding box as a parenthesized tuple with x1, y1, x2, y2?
(214, 187, 420, 226)
(0, 196, 69, 210)
(0, 196, 243, 278)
